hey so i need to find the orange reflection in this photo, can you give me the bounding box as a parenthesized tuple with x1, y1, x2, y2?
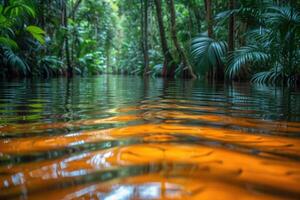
(1, 104, 300, 199)
(1, 105, 300, 135)
(1, 124, 300, 157)
(0, 114, 139, 134)
(1, 144, 299, 199)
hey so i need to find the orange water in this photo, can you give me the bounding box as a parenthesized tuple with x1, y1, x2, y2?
(0, 76, 300, 199)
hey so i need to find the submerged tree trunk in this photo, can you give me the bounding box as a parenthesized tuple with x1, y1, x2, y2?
(141, 0, 150, 76)
(167, 0, 196, 79)
(154, 0, 176, 77)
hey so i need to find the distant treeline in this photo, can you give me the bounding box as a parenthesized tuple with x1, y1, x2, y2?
(0, 0, 300, 85)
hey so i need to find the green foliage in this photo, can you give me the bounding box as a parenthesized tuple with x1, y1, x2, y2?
(2, 47, 29, 75)
(0, 0, 46, 76)
(251, 66, 284, 84)
(191, 35, 227, 75)
(227, 45, 269, 79)
(4, 0, 36, 18)
(36, 55, 64, 77)
(79, 51, 105, 75)
(0, 0, 299, 85)
(0, 36, 18, 49)
(225, 4, 300, 84)
(215, 0, 270, 27)
(0, 0, 119, 77)
(26, 25, 45, 44)
(151, 64, 163, 78)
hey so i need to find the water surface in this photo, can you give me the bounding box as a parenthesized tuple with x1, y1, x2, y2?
(0, 76, 300, 199)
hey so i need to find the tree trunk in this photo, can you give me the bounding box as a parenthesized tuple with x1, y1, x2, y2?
(70, 0, 74, 71)
(204, 0, 222, 80)
(3, 0, 9, 7)
(38, 0, 46, 57)
(228, 0, 235, 52)
(167, 0, 196, 79)
(188, 1, 202, 34)
(39, 0, 45, 29)
(154, 0, 176, 77)
(141, 0, 150, 76)
(204, 0, 213, 37)
(69, 0, 83, 18)
(188, 7, 194, 37)
(192, 7, 202, 33)
(62, 0, 72, 77)
(106, 45, 110, 74)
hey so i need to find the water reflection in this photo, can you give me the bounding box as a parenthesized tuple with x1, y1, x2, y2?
(0, 76, 300, 199)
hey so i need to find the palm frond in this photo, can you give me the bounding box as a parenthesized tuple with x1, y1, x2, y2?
(251, 65, 284, 84)
(151, 64, 163, 77)
(215, 1, 270, 26)
(226, 45, 270, 79)
(266, 6, 300, 26)
(26, 25, 46, 44)
(0, 36, 18, 49)
(191, 35, 227, 74)
(3, 48, 29, 75)
(245, 28, 272, 46)
(4, 1, 36, 18)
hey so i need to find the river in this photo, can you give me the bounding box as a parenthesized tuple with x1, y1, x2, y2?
(0, 76, 300, 199)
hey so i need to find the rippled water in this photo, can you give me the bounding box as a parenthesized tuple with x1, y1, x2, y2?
(0, 76, 300, 200)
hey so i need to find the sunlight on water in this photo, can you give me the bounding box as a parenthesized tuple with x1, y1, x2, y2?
(0, 76, 300, 199)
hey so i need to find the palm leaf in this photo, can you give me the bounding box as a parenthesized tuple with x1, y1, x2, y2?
(3, 48, 29, 75)
(0, 36, 18, 49)
(26, 25, 46, 44)
(251, 65, 284, 84)
(226, 45, 270, 79)
(266, 6, 300, 26)
(4, 1, 36, 18)
(191, 35, 227, 75)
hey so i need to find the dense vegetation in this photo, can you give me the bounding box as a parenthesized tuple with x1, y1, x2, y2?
(0, 0, 299, 84)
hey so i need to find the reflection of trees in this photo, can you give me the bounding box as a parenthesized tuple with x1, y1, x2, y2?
(2, 76, 300, 200)
(0, 79, 45, 124)
(225, 83, 300, 122)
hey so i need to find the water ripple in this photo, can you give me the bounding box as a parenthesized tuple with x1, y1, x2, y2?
(0, 76, 300, 199)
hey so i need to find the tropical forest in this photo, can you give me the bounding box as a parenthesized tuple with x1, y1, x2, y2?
(0, 0, 300, 199)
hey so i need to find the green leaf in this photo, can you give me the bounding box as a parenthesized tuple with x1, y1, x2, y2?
(3, 48, 29, 75)
(0, 15, 6, 24)
(26, 25, 45, 44)
(191, 35, 228, 75)
(0, 36, 18, 49)
(26, 25, 45, 34)
(4, 2, 35, 18)
(20, 4, 36, 17)
(226, 45, 270, 79)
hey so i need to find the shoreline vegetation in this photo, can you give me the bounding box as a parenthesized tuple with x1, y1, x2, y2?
(0, 0, 300, 85)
